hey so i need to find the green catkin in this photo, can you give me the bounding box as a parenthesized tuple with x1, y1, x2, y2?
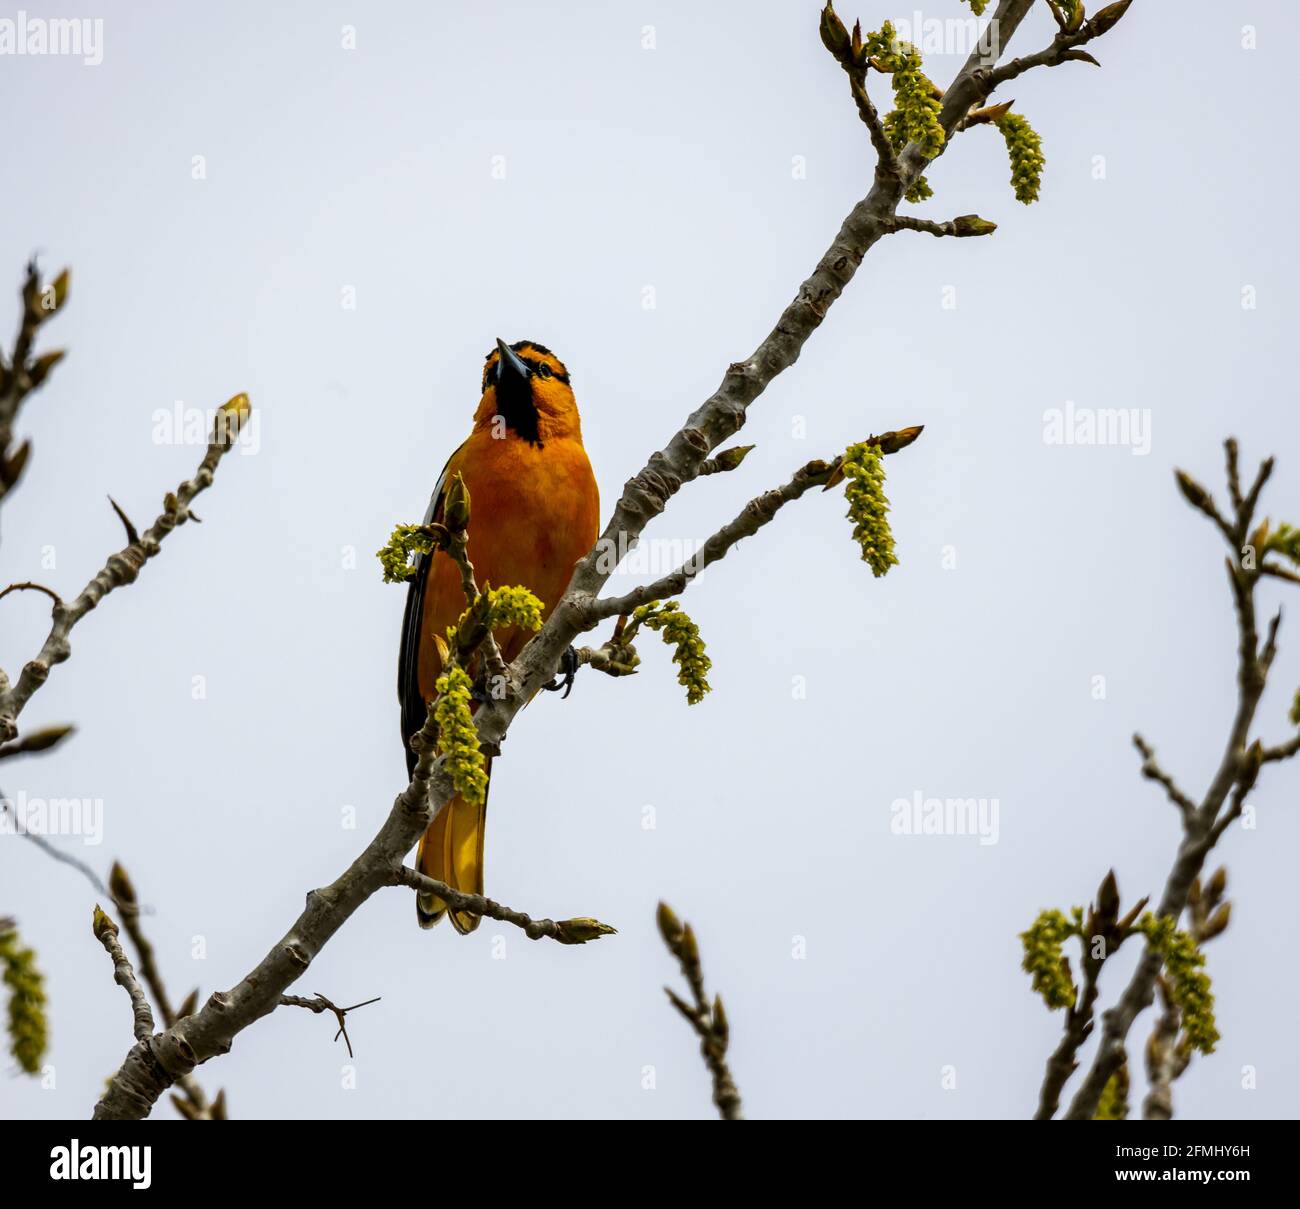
(632, 602, 713, 705)
(994, 112, 1046, 204)
(376, 523, 437, 583)
(865, 22, 944, 202)
(433, 664, 489, 804)
(1019, 908, 1079, 1010)
(842, 443, 898, 577)
(1139, 914, 1220, 1055)
(1, 925, 47, 1075)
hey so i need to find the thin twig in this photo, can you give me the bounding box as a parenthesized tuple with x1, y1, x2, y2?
(0, 581, 63, 607)
(588, 434, 921, 622)
(392, 867, 616, 945)
(278, 993, 382, 1060)
(0, 411, 248, 742)
(1132, 734, 1196, 823)
(887, 214, 997, 239)
(107, 496, 139, 545)
(93, 907, 155, 1044)
(0, 722, 74, 760)
(0, 260, 69, 525)
(0, 790, 109, 895)
(657, 903, 742, 1120)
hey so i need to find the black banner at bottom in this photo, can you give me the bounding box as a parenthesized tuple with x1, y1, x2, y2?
(4, 1117, 1287, 1194)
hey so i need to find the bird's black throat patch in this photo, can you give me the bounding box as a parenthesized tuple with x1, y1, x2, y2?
(494, 371, 541, 446)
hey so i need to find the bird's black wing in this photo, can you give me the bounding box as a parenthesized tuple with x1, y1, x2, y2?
(398, 447, 460, 776)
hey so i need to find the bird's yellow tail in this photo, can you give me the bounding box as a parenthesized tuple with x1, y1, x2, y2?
(415, 770, 488, 933)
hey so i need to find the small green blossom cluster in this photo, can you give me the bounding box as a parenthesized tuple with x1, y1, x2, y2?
(1265, 522, 1300, 565)
(481, 584, 544, 633)
(884, 45, 944, 158)
(1093, 1064, 1130, 1120)
(994, 112, 1046, 204)
(377, 523, 437, 584)
(1019, 908, 1080, 1010)
(446, 583, 545, 662)
(430, 584, 543, 800)
(1140, 913, 1220, 1055)
(842, 442, 898, 578)
(433, 664, 489, 805)
(960, 0, 989, 14)
(1, 924, 47, 1075)
(866, 21, 944, 201)
(632, 601, 713, 705)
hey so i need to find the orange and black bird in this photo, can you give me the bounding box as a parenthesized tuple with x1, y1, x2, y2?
(398, 339, 599, 932)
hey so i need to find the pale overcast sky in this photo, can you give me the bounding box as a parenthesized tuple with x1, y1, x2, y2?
(2, 0, 1298, 1120)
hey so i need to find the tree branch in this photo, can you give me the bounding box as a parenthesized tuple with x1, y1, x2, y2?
(1142, 868, 1230, 1120)
(887, 214, 998, 238)
(393, 867, 616, 945)
(1035, 956, 1102, 1121)
(278, 993, 382, 1060)
(1064, 439, 1297, 1119)
(93, 907, 154, 1044)
(1032, 870, 1147, 1120)
(0, 401, 250, 743)
(1132, 734, 1196, 823)
(983, 1, 1128, 92)
(0, 260, 69, 528)
(657, 903, 742, 1121)
(588, 430, 922, 622)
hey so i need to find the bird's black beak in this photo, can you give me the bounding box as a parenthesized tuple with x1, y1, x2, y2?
(492, 337, 541, 443)
(496, 338, 531, 390)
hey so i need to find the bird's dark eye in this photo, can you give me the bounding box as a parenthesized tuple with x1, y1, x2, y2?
(536, 363, 553, 379)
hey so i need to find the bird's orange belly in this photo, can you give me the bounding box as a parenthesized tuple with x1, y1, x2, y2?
(422, 434, 600, 673)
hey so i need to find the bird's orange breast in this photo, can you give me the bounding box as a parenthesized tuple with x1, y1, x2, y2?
(417, 430, 600, 698)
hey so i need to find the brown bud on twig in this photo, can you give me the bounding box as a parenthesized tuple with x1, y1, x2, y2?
(1061, 49, 1101, 67)
(108, 861, 137, 907)
(1087, 0, 1133, 39)
(444, 471, 471, 532)
(656, 901, 684, 948)
(2, 723, 75, 755)
(819, 3, 851, 62)
(170, 1093, 203, 1121)
(1200, 902, 1232, 942)
(712, 994, 729, 1040)
(1, 440, 31, 490)
(92, 904, 119, 940)
(28, 348, 66, 388)
(664, 986, 696, 1025)
(1206, 866, 1227, 902)
(553, 918, 618, 944)
(1238, 740, 1264, 793)
(212, 392, 252, 447)
(1116, 896, 1150, 934)
(1094, 869, 1121, 934)
(966, 99, 1015, 126)
(874, 425, 925, 456)
(1174, 470, 1218, 519)
(951, 215, 998, 238)
(712, 444, 755, 472)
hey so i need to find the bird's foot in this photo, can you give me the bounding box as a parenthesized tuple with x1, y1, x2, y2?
(542, 646, 580, 699)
